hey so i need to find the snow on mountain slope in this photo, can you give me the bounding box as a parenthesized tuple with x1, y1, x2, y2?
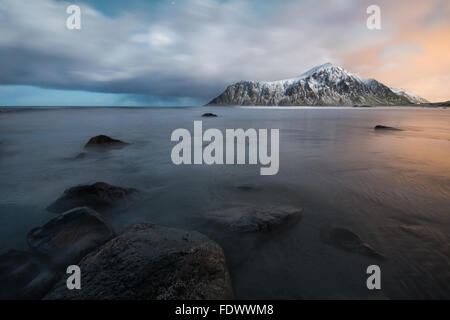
(206, 63, 428, 106)
(390, 88, 429, 104)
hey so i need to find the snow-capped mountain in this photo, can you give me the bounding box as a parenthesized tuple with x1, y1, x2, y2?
(206, 63, 428, 106)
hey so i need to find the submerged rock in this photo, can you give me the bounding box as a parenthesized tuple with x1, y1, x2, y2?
(0, 250, 58, 300)
(27, 207, 115, 267)
(47, 182, 137, 213)
(201, 113, 218, 117)
(207, 205, 302, 233)
(374, 125, 401, 131)
(44, 223, 233, 300)
(235, 184, 262, 192)
(84, 135, 128, 149)
(321, 227, 385, 260)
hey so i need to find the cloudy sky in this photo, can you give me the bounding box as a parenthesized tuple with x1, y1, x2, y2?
(0, 0, 449, 106)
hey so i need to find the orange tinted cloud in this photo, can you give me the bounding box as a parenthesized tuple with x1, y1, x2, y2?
(342, 0, 450, 102)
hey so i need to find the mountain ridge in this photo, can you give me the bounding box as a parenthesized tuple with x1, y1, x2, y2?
(206, 63, 428, 106)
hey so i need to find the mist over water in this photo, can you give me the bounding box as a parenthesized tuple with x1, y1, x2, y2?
(0, 107, 449, 299)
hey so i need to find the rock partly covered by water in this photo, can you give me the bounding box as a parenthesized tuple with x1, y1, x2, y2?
(235, 184, 262, 192)
(0, 207, 116, 299)
(84, 135, 129, 149)
(374, 125, 401, 131)
(27, 207, 115, 267)
(45, 223, 233, 300)
(207, 205, 302, 233)
(201, 113, 218, 117)
(47, 182, 138, 214)
(321, 227, 385, 260)
(0, 250, 58, 300)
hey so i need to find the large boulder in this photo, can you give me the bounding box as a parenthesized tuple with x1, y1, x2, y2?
(206, 205, 302, 233)
(321, 227, 385, 260)
(84, 135, 128, 149)
(47, 182, 137, 214)
(0, 250, 58, 300)
(27, 207, 115, 267)
(44, 223, 234, 300)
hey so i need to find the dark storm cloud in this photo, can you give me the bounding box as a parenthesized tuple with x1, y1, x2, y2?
(2, 0, 447, 102)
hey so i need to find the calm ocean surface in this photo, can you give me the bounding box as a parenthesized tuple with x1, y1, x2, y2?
(0, 106, 449, 299)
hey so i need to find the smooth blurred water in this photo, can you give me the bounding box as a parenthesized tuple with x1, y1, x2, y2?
(0, 106, 449, 299)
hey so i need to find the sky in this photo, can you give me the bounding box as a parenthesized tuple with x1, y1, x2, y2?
(0, 0, 449, 106)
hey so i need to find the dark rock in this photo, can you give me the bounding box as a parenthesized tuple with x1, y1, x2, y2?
(27, 207, 115, 267)
(44, 223, 234, 300)
(321, 227, 385, 260)
(84, 135, 128, 149)
(201, 113, 218, 117)
(235, 184, 262, 192)
(207, 205, 302, 233)
(47, 182, 138, 213)
(0, 250, 58, 300)
(374, 125, 401, 131)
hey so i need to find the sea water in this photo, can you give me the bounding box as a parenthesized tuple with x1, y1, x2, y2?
(0, 106, 449, 299)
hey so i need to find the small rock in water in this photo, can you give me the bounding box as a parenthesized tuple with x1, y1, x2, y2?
(374, 125, 401, 131)
(207, 205, 302, 233)
(84, 135, 128, 149)
(27, 207, 115, 267)
(47, 182, 138, 213)
(44, 223, 233, 300)
(0, 250, 58, 300)
(201, 113, 218, 117)
(321, 227, 385, 260)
